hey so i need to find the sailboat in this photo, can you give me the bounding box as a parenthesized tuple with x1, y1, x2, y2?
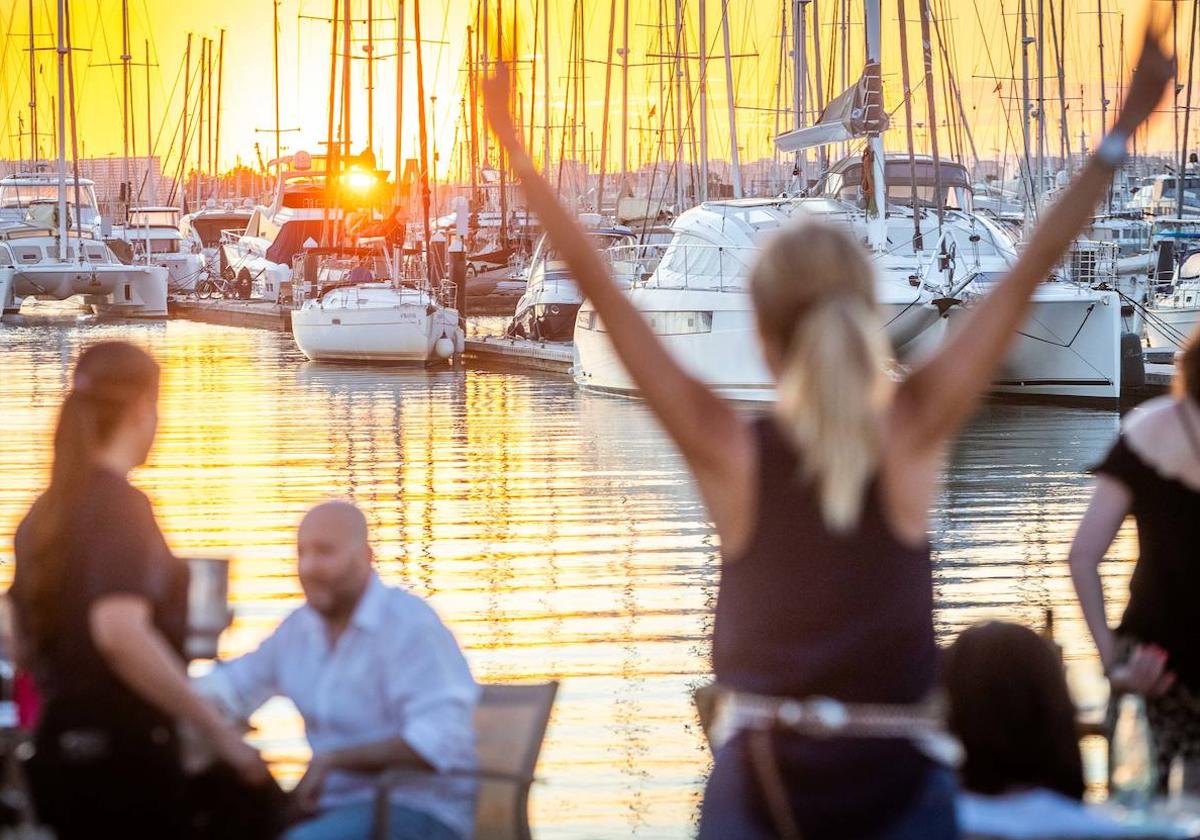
(289, 0, 463, 366)
(0, 0, 167, 318)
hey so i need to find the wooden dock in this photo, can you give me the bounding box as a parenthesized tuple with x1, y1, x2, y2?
(464, 335, 574, 375)
(168, 298, 293, 332)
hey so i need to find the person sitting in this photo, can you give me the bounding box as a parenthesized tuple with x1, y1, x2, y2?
(944, 622, 1127, 839)
(198, 501, 479, 840)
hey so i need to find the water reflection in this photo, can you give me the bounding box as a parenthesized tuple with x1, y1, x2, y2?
(0, 317, 1137, 837)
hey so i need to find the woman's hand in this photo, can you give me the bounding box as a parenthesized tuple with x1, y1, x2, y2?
(213, 724, 272, 787)
(1108, 643, 1177, 698)
(1113, 16, 1176, 134)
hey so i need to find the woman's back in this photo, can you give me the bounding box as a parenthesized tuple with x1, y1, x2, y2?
(714, 416, 937, 703)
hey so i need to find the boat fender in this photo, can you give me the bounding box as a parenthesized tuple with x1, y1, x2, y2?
(454, 326, 465, 354)
(1120, 332, 1146, 390)
(434, 334, 455, 359)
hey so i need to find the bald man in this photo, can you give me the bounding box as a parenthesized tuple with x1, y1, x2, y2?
(198, 502, 479, 840)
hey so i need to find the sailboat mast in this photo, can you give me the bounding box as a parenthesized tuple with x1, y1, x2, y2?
(367, 0, 374, 155)
(1097, 0, 1110, 212)
(597, 0, 618, 211)
(216, 29, 225, 198)
(273, 0, 281, 164)
(1178, 0, 1198, 220)
(496, 0, 508, 246)
(896, 0, 922, 250)
(28, 0, 38, 167)
(341, 0, 351, 161)
(917, 0, 942, 231)
(395, 0, 405, 206)
(863, 0, 887, 251)
(55, 0, 67, 259)
(206, 37, 213, 190)
(1019, 0, 1033, 222)
(722, 0, 742, 197)
(543, 0, 551, 179)
(1036, 0, 1045, 207)
(121, 0, 131, 216)
(413, 0, 434, 281)
(811, 0, 826, 172)
(145, 40, 153, 202)
(621, 0, 629, 185)
(697, 0, 708, 203)
(182, 33, 191, 211)
(792, 0, 806, 190)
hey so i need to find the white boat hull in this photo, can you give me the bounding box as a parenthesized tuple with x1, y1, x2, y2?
(1145, 303, 1200, 349)
(7, 262, 168, 317)
(572, 287, 939, 402)
(949, 285, 1122, 402)
(292, 303, 463, 364)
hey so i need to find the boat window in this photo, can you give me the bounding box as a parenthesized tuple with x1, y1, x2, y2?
(0, 245, 13, 267)
(144, 238, 180, 254)
(658, 233, 748, 288)
(0, 183, 98, 209)
(127, 210, 179, 227)
(84, 244, 107, 263)
(14, 246, 42, 263)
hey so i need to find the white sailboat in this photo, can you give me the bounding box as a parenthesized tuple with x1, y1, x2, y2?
(291, 251, 463, 365)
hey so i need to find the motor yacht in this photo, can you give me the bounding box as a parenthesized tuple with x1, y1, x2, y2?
(180, 201, 255, 272)
(106, 206, 206, 294)
(507, 217, 638, 342)
(1145, 249, 1200, 349)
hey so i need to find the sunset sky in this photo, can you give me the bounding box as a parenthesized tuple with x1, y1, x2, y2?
(0, 0, 1188, 182)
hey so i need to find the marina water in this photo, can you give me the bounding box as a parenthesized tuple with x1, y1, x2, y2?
(1, 314, 1138, 838)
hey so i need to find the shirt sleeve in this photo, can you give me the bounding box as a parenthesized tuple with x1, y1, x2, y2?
(194, 614, 291, 719)
(81, 489, 168, 603)
(1090, 435, 1146, 495)
(384, 601, 480, 774)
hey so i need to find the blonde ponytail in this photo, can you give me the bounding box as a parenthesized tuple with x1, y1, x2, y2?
(749, 217, 890, 532)
(776, 296, 890, 531)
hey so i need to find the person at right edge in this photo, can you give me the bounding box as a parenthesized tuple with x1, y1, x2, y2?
(482, 19, 1173, 840)
(1069, 322, 1200, 793)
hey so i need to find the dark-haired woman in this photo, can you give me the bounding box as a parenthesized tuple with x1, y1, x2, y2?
(1069, 330, 1200, 793)
(481, 22, 1173, 840)
(945, 622, 1126, 838)
(9, 341, 270, 838)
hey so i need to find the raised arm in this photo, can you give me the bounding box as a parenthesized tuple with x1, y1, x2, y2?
(893, 27, 1174, 452)
(482, 68, 747, 482)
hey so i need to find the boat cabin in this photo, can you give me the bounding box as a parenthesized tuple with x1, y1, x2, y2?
(813, 154, 974, 212)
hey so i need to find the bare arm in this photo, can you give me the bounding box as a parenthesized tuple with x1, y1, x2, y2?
(482, 69, 748, 484)
(1067, 477, 1130, 669)
(894, 29, 1174, 453)
(90, 596, 270, 784)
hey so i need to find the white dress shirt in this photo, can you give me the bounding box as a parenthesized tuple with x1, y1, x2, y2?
(198, 573, 480, 838)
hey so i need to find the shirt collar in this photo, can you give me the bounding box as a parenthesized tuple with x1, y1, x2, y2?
(348, 572, 388, 634)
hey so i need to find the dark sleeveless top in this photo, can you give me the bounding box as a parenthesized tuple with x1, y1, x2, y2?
(711, 417, 941, 833)
(714, 417, 938, 702)
(1092, 406, 1200, 690)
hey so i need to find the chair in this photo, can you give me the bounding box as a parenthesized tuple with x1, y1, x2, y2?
(372, 681, 558, 840)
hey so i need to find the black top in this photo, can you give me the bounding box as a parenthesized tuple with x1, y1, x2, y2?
(1093, 426, 1200, 689)
(10, 467, 188, 738)
(712, 417, 939, 826)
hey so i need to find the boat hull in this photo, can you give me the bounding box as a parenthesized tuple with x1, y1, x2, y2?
(292, 304, 463, 364)
(1146, 304, 1200, 349)
(948, 286, 1122, 403)
(9, 263, 168, 317)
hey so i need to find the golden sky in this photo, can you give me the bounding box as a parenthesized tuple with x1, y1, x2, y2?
(0, 0, 1186, 181)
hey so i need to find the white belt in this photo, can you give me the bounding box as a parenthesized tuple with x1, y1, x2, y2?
(710, 689, 963, 767)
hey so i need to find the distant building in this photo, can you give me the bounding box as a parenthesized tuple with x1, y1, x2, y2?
(0, 156, 173, 215)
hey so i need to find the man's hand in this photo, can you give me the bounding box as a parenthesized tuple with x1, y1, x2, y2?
(290, 754, 333, 817)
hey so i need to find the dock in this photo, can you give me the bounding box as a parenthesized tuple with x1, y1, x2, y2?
(464, 335, 574, 374)
(168, 298, 293, 332)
